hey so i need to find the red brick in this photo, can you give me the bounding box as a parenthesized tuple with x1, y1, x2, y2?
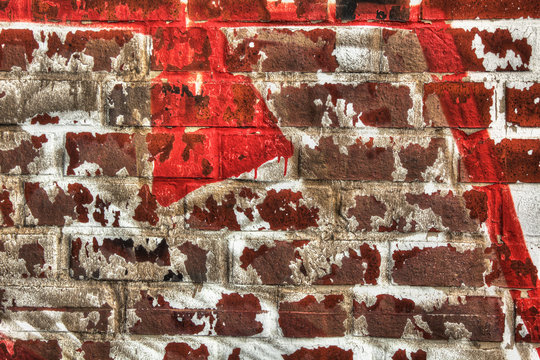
(267, 82, 414, 128)
(32, 0, 185, 21)
(391, 243, 500, 287)
(283, 346, 354, 360)
(70, 234, 223, 282)
(126, 287, 274, 336)
(187, 0, 327, 22)
(506, 83, 540, 127)
(354, 292, 505, 341)
(106, 82, 151, 127)
(0, 233, 56, 279)
(232, 240, 381, 285)
(279, 293, 348, 338)
(301, 135, 449, 181)
(336, 0, 409, 22)
(422, 0, 540, 20)
(423, 82, 494, 128)
(0, 0, 31, 20)
(0, 178, 22, 228)
(515, 296, 540, 343)
(0, 29, 38, 71)
(341, 186, 488, 233)
(458, 135, 540, 183)
(0, 132, 58, 175)
(0, 339, 61, 360)
(0, 286, 115, 333)
(382, 29, 428, 73)
(185, 184, 332, 231)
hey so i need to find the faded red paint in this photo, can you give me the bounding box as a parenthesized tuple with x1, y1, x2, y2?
(0, 136, 47, 174)
(214, 293, 264, 336)
(256, 189, 319, 231)
(79, 341, 112, 360)
(30, 113, 60, 125)
(315, 245, 381, 285)
(283, 346, 353, 360)
(163, 343, 209, 360)
(18, 242, 46, 278)
(423, 0, 540, 19)
(346, 195, 387, 231)
(133, 184, 159, 226)
(227, 348, 241, 360)
(177, 241, 208, 283)
(392, 349, 427, 360)
(187, 192, 240, 231)
(0, 29, 38, 71)
(336, 0, 409, 22)
(0, 339, 61, 360)
(279, 295, 347, 337)
(506, 84, 540, 127)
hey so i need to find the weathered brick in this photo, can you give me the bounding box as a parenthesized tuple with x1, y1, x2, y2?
(385, 27, 534, 73)
(69, 232, 224, 282)
(232, 240, 382, 285)
(126, 286, 276, 336)
(506, 83, 540, 127)
(0, 132, 59, 175)
(391, 242, 504, 287)
(261, 82, 416, 128)
(279, 292, 349, 338)
(422, 0, 540, 20)
(0, 233, 56, 279)
(515, 296, 540, 343)
(106, 82, 151, 126)
(0, 0, 31, 20)
(0, 177, 22, 228)
(0, 286, 115, 333)
(300, 134, 450, 182)
(187, 0, 327, 22)
(353, 289, 505, 341)
(0, 339, 62, 359)
(185, 182, 333, 231)
(336, 0, 410, 22)
(341, 185, 488, 233)
(458, 135, 540, 183)
(32, 0, 185, 21)
(423, 82, 495, 128)
(23, 180, 182, 228)
(223, 27, 381, 73)
(0, 80, 98, 125)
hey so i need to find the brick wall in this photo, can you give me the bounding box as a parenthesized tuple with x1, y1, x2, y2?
(0, 0, 539, 359)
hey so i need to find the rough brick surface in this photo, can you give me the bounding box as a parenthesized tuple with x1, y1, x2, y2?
(1, 1, 540, 358)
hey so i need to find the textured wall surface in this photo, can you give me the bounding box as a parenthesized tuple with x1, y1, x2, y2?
(0, 0, 539, 359)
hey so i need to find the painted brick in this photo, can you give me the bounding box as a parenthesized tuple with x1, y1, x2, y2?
(423, 82, 495, 128)
(106, 81, 151, 127)
(261, 82, 416, 128)
(300, 134, 450, 182)
(125, 286, 276, 336)
(422, 0, 540, 20)
(23, 180, 182, 228)
(69, 233, 224, 282)
(0, 286, 115, 333)
(336, 0, 410, 22)
(0, 177, 23, 228)
(382, 29, 427, 73)
(506, 83, 540, 127)
(0, 339, 62, 359)
(341, 185, 488, 233)
(0, 80, 98, 125)
(0, 132, 59, 175)
(0, 26, 147, 74)
(187, 0, 327, 22)
(353, 289, 505, 341)
(185, 182, 333, 231)
(0, 233, 56, 279)
(390, 242, 505, 287)
(515, 296, 540, 343)
(458, 136, 540, 183)
(231, 240, 382, 285)
(222, 27, 381, 73)
(278, 292, 349, 338)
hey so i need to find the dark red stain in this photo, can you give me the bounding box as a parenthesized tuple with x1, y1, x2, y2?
(399, 138, 445, 182)
(283, 346, 353, 360)
(227, 348, 241, 360)
(66, 132, 136, 176)
(97, 237, 170, 265)
(45, 30, 134, 71)
(0, 339, 61, 360)
(256, 189, 319, 230)
(70, 237, 85, 278)
(316, 244, 381, 285)
(93, 195, 111, 226)
(354, 294, 505, 341)
(146, 133, 175, 163)
(67, 183, 94, 222)
(79, 341, 112, 360)
(391, 245, 491, 287)
(18, 242, 46, 278)
(187, 192, 240, 231)
(30, 113, 60, 125)
(302, 136, 395, 180)
(214, 293, 264, 336)
(177, 242, 208, 282)
(279, 295, 347, 337)
(346, 195, 387, 231)
(0, 187, 15, 227)
(163, 342, 209, 360)
(506, 84, 540, 127)
(225, 28, 338, 72)
(0, 136, 47, 174)
(391, 349, 427, 360)
(271, 83, 412, 128)
(0, 29, 38, 71)
(423, 82, 494, 128)
(133, 184, 159, 226)
(129, 291, 264, 336)
(423, 0, 540, 19)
